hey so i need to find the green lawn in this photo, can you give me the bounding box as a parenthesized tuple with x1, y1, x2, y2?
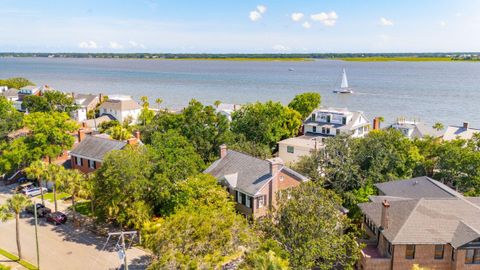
(70, 200, 93, 216)
(0, 248, 37, 270)
(42, 192, 70, 203)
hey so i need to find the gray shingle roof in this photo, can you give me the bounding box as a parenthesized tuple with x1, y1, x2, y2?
(359, 198, 480, 247)
(443, 125, 480, 141)
(99, 99, 141, 111)
(375, 176, 462, 199)
(70, 136, 127, 161)
(0, 88, 19, 98)
(204, 150, 307, 195)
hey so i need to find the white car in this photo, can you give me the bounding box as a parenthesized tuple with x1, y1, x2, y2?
(23, 187, 48, 197)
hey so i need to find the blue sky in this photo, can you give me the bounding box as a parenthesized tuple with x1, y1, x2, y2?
(1, 0, 479, 53)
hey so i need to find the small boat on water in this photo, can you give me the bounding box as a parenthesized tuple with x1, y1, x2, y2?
(333, 68, 354, 94)
(288, 68, 295, 71)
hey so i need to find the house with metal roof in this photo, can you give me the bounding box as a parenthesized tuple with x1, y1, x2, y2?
(386, 118, 444, 139)
(278, 107, 370, 165)
(358, 176, 480, 270)
(204, 144, 308, 219)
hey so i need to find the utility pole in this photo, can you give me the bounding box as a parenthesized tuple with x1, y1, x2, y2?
(33, 201, 40, 269)
(107, 231, 137, 270)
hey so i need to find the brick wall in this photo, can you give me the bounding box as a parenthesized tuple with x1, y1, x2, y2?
(71, 156, 100, 174)
(392, 244, 454, 270)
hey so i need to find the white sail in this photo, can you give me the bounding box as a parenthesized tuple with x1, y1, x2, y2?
(340, 68, 349, 88)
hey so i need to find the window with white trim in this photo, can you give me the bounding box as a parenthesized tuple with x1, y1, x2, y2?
(246, 196, 251, 208)
(237, 191, 242, 204)
(88, 159, 95, 169)
(76, 157, 82, 166)
(258, 196, 265, 208)
(287, 146, 294, 154)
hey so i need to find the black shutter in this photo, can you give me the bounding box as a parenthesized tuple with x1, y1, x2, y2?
(241, 193, 246, 205)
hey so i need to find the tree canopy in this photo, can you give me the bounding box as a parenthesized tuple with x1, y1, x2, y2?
(231, 101, 302, 150)
(0, 77, 33, 89)
(0, 97, 23, 140)
(22, 90, 78, 113)
(261, 182, 360, 270)
(287, 92, 321, 119)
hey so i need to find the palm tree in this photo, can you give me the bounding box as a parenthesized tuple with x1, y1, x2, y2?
(155, 98, 163, 110)
(25, 160, 48, 205)
(59, 170, 84, 226)
(47, 164, 65, 212)
(1, 194, 30, 260)
(433, 122, 444, 131)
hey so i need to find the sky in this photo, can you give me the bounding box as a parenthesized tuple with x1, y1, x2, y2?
(1, 0, 479, 53)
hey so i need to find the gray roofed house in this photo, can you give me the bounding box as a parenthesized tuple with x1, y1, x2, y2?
(375, 176, 463, 199)
(0, 88, 19, 101)
(70, 135, 127, 162)
(358, 176, 480, 270)
(98, 95, 142, 124)
(443, 122, 480, 141)
(204, 145, 308, 219)
(387, 119, 444, 139)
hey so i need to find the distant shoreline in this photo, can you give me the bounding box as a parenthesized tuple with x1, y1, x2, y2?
(1, 52, 479, 62)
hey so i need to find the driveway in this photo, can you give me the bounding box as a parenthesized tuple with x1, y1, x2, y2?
(0, 184, 151, 270)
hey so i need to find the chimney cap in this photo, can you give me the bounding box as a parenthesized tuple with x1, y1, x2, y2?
(382, 200, 390, 208)
(463, 122, 469, 129)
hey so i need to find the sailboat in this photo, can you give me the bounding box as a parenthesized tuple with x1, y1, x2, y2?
(333, 68, 354, 94)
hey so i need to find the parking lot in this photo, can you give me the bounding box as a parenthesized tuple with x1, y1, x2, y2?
(0, 184, 151, 270)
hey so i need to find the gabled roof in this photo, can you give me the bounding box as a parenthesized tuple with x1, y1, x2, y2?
(443, 125, 480, 141)
(70, 136, 127, 161)
(204, 150, 307, 196)
(375, 176, 463, 199)
(99, 98, 141, 111)
(0, 88, 19, 98)
(74, 93, 99, 108)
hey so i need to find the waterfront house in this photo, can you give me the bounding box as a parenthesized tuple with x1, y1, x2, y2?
(204, 145, 308, 219)
(215, 103, 242, 121)
(387, 118, 443, 139)
(278, 107, 370, 165)
(72, 93, 100, 122)
(0, 87, 19, 102)
(443, 122, 480, 141)
(15, 85, 53, 111)
(69, 129, 140, 173)
(358, 176, 480, 270)
(98, 95, 141, 124)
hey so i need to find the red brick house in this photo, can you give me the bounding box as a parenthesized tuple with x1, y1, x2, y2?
(358, 177, 480, 270)
(204, 144, 308, 219)
(70, 130, 139, 173)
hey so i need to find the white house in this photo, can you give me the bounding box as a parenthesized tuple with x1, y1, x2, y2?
(443, 122, 480, 141)
(303, 107, 370, 138)
(387, 118, 443, 139)
(98, 95, 141, 124)
(278, 107, 370, 165)
(215, 103, 242, 121)
(72, 93, 100, 123)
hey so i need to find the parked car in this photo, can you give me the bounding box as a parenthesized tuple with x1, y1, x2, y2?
(22, 187, 47, 197)
(15, 182, 35, 193)
(17, 177, 31, 184)
(46, 211, 67, 225)
(25, 203, 52, 217)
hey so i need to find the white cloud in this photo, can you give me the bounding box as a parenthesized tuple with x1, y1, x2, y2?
(379, 17, 394, 26)
(440, 21, 447, 27)
(128, 41, 146, 49)
(78, 41, 98, 49)
(310, 11, 338, 26)
(273, 44, 289, 51)
(291, 12, 304, 22)
(249, 10, 262, 21)
(257, 5, 267, 14)
(249, 5, 267, 21)
(109, 41, 123, 49)
(302, 21, 312, 29)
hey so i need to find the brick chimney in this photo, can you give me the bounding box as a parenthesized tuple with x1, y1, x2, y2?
(463, 122, 469, 129)
(380, 200, 390, 230)
(81, 122, 87, 128)
(127, 137, 137, 145)
(220, 144, 228, 158)
(78, 129, 85, 142)
(99, 93, 104, 103)
(373, 117, 381, 130)
(134, 131, 141, 141)
(268, 157, 284, 177)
